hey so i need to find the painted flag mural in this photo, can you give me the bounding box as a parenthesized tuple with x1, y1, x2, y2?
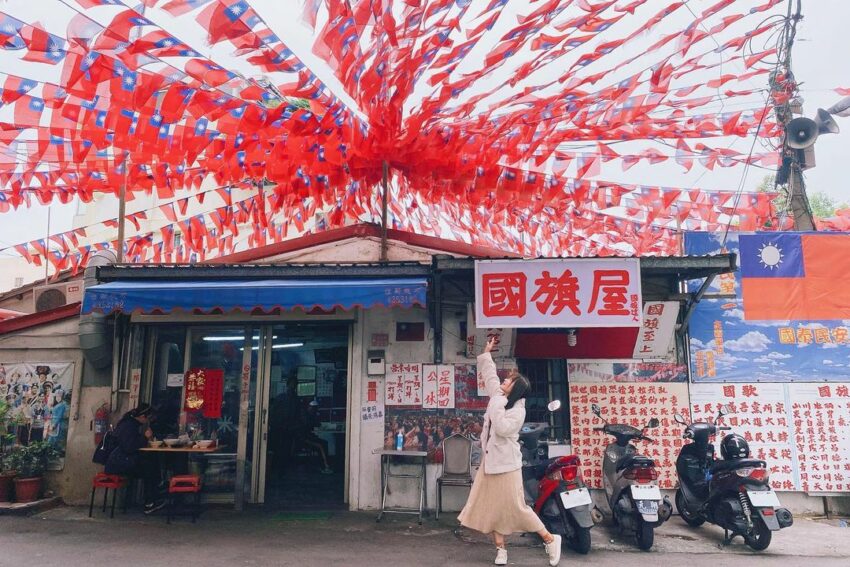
(739, 233, 850, 321)
(685, 232, 850, 383)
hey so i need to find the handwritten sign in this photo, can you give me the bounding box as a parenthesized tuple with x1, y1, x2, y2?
(202, 369, 224, 419)
(570, 382, 689, 489)
(385, 363, 422, 406)
(423, 365, 455, 409)
(690, 383, 794, 491)
(361, 403, 385, 423)
(632, 301, 679, 358)
(129, 368, 142, 409)
(788, 383, 850, 492)
(475, 258, 642, 328)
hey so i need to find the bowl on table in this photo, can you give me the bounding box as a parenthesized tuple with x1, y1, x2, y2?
(194, 440, 214, 449)
(148, 440, 164, 448)
(163, 438, 183, 447)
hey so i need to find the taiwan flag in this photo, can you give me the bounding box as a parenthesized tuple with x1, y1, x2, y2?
(739, 233, 850, 321)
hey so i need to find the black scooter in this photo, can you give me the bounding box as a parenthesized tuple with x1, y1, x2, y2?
(674, 407, 793, 550)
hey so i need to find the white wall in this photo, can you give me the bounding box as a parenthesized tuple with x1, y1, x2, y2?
(0, 257, 45, 297)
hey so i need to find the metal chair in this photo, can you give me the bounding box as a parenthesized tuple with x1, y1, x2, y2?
(436, 434, 473, 519)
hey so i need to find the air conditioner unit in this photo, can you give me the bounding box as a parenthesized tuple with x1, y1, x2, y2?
(33, 282, 84, 312)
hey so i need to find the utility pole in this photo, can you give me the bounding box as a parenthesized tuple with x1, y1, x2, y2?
(773, 0, 815, 230)
(116, 154, 128, 263)
(380, 160, 389, 262)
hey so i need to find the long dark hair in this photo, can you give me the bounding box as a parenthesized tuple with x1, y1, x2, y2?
(505, 374, 531, 410)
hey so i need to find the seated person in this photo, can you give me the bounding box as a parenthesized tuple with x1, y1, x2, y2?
(291, 400, 333, 474)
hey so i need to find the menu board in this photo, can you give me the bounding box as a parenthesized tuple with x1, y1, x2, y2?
(788, 383, 850, 492)
(384, 363, 422, 406)
(569, 383, 689, 489)
(690, 383, 795, 490)
(422, 364, 455, 409)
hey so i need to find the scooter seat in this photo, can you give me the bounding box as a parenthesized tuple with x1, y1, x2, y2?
(710, 458, 766, 474)
(616, 454, 655, 472)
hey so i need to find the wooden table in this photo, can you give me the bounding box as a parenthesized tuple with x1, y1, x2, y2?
(140, 445, 222, 453)
(375, 449, 429, 524)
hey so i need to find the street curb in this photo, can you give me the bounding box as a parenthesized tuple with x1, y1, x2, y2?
(0, 497, 63, 517)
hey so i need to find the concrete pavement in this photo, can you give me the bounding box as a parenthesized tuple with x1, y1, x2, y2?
(0, 506, 847, 567)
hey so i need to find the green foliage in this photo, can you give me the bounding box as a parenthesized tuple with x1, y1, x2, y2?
(808, 191, 847, 219)
(5, 442, 59, 478)
(0, 400, 16, 470)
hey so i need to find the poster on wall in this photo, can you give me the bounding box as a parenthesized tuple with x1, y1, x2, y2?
(569, 382, 689, 489)
(384, 363, 422, 406)
(690, 383, 796, 490)
(0, 362, 75, 469)
(788, 383, 850, 492)
(422, 365, 455, 409)
(475, 258, 642, 328)
(569, 361, 688, 383)
(455, 364, 488, 410)
(685, 232, 850, 382)
(383, 409, 484, 462)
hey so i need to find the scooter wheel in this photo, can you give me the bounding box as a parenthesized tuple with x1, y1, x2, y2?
(636, 519, 654, 551)
(568, 520, 591, 555)
(745, 518, 772, 551)
(676, 488, 705, 528)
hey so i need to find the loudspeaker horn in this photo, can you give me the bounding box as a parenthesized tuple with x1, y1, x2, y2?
(786, 116, 819, 149)
(815, 108, 840, 134)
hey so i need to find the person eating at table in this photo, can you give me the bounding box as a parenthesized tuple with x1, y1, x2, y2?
(105, 403, 166, 514)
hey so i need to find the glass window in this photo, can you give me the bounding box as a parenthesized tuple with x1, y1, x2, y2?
(148, 327, 187, 440)
(518, 358, 568, 442)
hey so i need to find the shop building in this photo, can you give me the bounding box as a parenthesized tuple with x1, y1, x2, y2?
(2, 224, 846, 515)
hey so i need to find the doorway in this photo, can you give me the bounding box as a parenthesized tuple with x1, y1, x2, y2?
(256, 323, 350, 509)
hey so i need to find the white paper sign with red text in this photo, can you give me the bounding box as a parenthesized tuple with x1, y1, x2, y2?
(475, 259, 642, 328)
(632, 301, 679, 359)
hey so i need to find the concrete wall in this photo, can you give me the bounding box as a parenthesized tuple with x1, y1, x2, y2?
(0, 317, 112, 505)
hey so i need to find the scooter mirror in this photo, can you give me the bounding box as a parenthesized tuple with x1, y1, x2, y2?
(591, 403, 601, 416)
(674, 413, 687, 425)
(718, 404, 732, 417)
(647, 418, 660, 429)
(547, 400, 562, 412)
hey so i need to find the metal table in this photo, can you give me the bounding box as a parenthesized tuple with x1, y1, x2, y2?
(375, 449, 428, 524)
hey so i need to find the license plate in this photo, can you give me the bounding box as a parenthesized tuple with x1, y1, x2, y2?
(559, 487, 592, 509)
(747, 489, 781, 508)
(631, 484, 661, 500)
(636, 500, 658, 515)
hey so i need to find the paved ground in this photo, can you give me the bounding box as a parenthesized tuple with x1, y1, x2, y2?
(0, 506, 848, 567)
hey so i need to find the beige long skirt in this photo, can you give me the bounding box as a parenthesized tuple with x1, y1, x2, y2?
(458, 461, 545, 536)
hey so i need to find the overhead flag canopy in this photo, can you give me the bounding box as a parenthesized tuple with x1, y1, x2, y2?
(0, 0, 819, 272)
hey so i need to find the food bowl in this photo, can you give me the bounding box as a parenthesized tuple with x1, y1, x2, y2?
(195, 440, 214, 449)
(148, 440, 163, 448)
(163, 438, 182, 447)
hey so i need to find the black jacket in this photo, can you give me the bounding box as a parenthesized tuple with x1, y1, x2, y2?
(104, 415, 146, 474)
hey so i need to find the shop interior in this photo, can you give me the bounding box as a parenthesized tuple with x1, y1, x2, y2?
(263, 322, 349, 509)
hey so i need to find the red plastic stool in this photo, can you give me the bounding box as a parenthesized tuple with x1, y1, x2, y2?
(89, 473, 128, 518)
(167, 475, 202, 524)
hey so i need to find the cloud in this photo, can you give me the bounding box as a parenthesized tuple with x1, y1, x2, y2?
(753, 351, 792, 364)
(824, 359, 834, 365)
(723, 331, 772, 353)
(724, 309, 745, 320)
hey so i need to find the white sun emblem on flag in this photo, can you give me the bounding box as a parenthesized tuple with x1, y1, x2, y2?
(758, 242, 783, 269)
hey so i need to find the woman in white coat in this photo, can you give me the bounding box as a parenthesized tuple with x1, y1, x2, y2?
(458, 338, 562, 566)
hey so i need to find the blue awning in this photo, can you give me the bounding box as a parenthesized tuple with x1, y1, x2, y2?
(81, 278, 427, 315)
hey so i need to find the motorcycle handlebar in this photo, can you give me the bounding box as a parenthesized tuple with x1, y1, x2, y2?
(593, 427, 605, 432)
(717, 426, 732, 431)
(641, 436, 655, 444)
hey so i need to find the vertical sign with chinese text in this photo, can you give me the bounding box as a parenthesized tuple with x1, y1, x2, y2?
(129, 368, 142, 409)
(423, 364, 456, 409)
(475, 259, 642, 328)
(632, 301, 679, 359)
(384, 363, 422, 406)
(788, 383, 850, 492)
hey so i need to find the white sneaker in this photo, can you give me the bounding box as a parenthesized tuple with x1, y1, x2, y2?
(544, 535, 561, 566)
(494, 547, 507, 565)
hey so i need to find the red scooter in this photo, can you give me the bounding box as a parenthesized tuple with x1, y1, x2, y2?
(521, 401, 595, 554)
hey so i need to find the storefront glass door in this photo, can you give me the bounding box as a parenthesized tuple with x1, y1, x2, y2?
(252, 323, 350, 508)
